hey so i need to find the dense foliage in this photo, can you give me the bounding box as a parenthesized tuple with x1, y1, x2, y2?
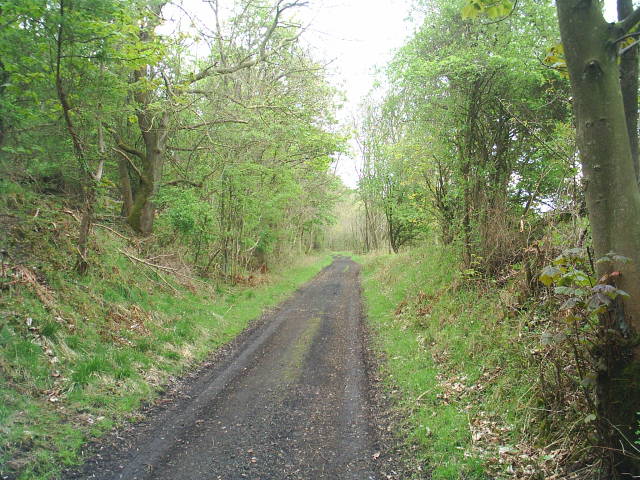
(0, 0, 344, 277)
(357, 0, 573, 268)
(351, 0, 640, 477)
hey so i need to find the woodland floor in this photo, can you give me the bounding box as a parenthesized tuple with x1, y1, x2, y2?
(64, 256, 385, 480)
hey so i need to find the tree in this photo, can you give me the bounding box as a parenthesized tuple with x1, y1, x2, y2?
(463, 0, 640, 473)
(365, 0, 567, 268)
(1, 0, 343, 280)
(554, 3, 640, 474)
(357, 98, 427, 253)
(52, 0, 111, 273)
(1, 0, 143, 273)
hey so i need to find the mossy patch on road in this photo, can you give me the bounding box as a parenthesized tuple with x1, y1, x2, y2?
(281, 316, 323, 382)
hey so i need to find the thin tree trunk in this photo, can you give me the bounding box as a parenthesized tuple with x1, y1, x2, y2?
(363, 199, 371, 252)
(54, 0, 95, 274)
(618, 0, 639, 183)
(116, 155, 134, 217)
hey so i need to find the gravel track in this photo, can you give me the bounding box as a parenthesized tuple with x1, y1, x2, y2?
(70, 256, 378, 480)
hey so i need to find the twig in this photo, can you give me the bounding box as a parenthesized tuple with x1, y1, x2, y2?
(63, 209, 80, 222)
(145, 253, 177, 261)
(118, 249, 199, 282)
(94, 223, 131, 241)
(140, 268, 179, 294)
(118, 249, 177, 272)
(415, 388, 434, 403)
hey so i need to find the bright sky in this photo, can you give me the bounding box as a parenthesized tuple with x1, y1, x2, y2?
(603, 1, 617, 20)
(160, 0, 415, 189)
(298, 0, 415, 187)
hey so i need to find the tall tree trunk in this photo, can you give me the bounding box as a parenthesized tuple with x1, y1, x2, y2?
(125, 2, 168, 236)
(557, 1, 640, 475)
(126, 52, 169, 235)
(618, 0, 640, 183)
(116, 155, 134, 217)
(75, 191, 95, 274)
(386, 208, 398, 253)
(54, 0, 96, 274)
(126, 125, 167, 235)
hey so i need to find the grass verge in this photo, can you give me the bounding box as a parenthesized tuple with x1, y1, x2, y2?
(360, 245, 552, 479)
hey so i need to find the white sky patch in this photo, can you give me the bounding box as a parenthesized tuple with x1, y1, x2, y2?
(603, 0, 618, 21)
(297, 0, 415, 188)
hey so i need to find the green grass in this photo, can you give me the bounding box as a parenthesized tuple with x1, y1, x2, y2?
(359, 245, 539, 479)
(0, 206, 333, 479)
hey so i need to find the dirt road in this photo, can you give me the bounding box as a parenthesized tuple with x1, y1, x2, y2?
(72, 256, 378, 480)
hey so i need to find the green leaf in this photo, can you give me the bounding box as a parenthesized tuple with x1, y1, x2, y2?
(539, 265, 562, 286)
(461, 3, 480, 19)
(486, 6, 500, 17)
(560, 297, 579, 310)
(561, 270, 592, 287)
(554, 286, 585, 296)
(587, 292, 612, 311)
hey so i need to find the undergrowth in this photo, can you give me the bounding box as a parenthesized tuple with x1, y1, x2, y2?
(360, 243, 595, 480)
(0, 180, 332, 479)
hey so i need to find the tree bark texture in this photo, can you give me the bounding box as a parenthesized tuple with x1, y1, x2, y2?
(126, 114, 168, 235)
(116, 155, 134, 217)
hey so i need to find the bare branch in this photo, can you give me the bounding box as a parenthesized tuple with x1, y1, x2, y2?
(113, 140, 145, 160)
(167, 145, 211, 152)
(188, 0, 305, 84)
(613, 31, 640, 44)
(179, 118, 249, 130)
(621, 39, 640, 55)
(112, 146, 143, 179)
(162, 179, 203, 188)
